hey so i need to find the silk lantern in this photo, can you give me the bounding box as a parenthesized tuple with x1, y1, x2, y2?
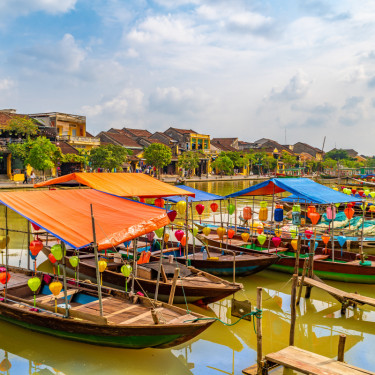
(180, 235, 187, 247)
(28, 277, 41, 307)
(227, 203, 235, 215)
(51, 244, 63, 261)
(202, 226, 211, 236)
(304, 230, 313, 239)
(217, 227, 226, 239)
(291, 239, 298, 251)
(155, 228, 164, 238)
(272, 237, 281, 248)
(167, 210, 177, 230)
(121, 264, 132, 292)
(195, 204, 205, 215)
(257, 234, 267, 246)
(309, 212, 320, 226)
(176, 201, 187, 216)
(257, 225, 263, 234)
(154, 198, 165, 208)
(322, 234, 330, 254)
(0, 272, 10, 284)
(243, 207, 252, 221)
(49, 281, 63, 312)
(146, 231, 155, 242)
(326, 206, 336, 220)
(98, 260, 107, 285)
(29, 240, 43, 257)
(227, 229, 235, 241)
(241, 232, 250, 242)
(210, 202, 219, 224)
(175, 230, 184, 242)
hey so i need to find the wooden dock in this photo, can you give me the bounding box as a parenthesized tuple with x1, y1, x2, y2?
(298, 276, 375, 313)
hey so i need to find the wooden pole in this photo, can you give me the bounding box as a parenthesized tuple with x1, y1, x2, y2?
(61, 242, 70, 318)
(234, 198, 237, 234)
(304, 240, 315, 299)
(191, 203, 196, 257)
(337, 334, 346, 362)
(155, 226, 167, 302)
(296, 259, 308, 306)
(27, 220, 30, 271)
(359, 200, 366, 263)
(168, 268, 179, 305)
(185, 196, 189, 262)
(90, 204, 103, 317)
(331, 204, 335, 262)
(131, 239, 137, 294)
(4, 206, 8, 301)
(293, 235, 301, 275)
(256, 287, 263, 375)
(219, 199, 223, 228)
(289, 274, 298, 346)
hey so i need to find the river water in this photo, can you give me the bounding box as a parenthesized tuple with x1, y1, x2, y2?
(1, 180, 374, 374)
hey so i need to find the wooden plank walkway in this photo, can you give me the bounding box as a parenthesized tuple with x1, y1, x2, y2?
(299, 276, 375, 308)
(265, 346, 375, 375)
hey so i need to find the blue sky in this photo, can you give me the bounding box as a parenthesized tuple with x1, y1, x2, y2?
(0, 0, 375, 154)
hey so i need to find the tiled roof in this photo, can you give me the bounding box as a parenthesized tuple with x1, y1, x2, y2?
(211, 140, 238, 152)
(171, 127, 197, 134)
(0, 112, 30, 127)
(123, 128, 152, 138)
(54, 141, 79, 155)
(211, 137, 237, 144)
(102, 132, 142, 148)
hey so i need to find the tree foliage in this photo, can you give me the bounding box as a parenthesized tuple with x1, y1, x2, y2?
(281, 151, 297, 168)
(211, 155, 234, 175)
(178, 151, 200, 176)
(89, 144, 132, 171)
(4, 117, 39, 137)
(143, 143, 172, 176)
(325, 149, 349, 161)
(62, 153, 86, 163)
(8, 136, 59, 173)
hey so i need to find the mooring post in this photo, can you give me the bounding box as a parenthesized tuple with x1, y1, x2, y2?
(296, 258, 308, 306)
(337, 334, 346, 362)
(289, 274, 298, 346)
(256, 287, 263, 375)
(293, 236, 301, 276)
(304, 240, 314, 299)
(168, 268, 179, 305)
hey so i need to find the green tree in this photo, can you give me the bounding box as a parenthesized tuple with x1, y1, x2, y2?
(4, 117, 39, 137)
(281, 151, 297, 169)
(178, 151, 200, 176)
(8, 136, 59, 177)
(264, 155, 277, 172)
(89, 144, 132, 171)
(325, 149, 349, 161)
(365, 157, 375, 168)
(321, 158, 337, 169)
(246, 151, 257, 175)
(254, 151, 266, 174)
(143, 143, 172, 177)
(211, 155, 234, 175)
(62, 153, 86, 163)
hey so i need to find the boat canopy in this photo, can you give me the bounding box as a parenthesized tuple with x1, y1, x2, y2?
(0, 189, 169, 250)
(165, 185, 224, 203)
(226, 178, 362, 204)
(34, 173, 195, 198)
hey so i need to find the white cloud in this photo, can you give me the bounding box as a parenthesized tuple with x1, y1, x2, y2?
(0, 78, 14, 91)
(266, 71, 312, 101)
(0, 0, 76, 16)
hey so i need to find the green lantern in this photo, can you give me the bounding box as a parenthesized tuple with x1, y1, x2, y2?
(28, 277, 41, 307)
(190, 226, 198, 237)
(51, 244, 63, 261)
(257, 234, 267, 246)
(155, 228, 164, 238)
(227, 203, 235, 215)
(69, 256, 79, 280)
(121, 264, 133, 292)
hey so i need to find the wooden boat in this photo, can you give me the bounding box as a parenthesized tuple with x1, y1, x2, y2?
(197, 233, 375, 284)
(0, 266, 214, 349)
(59, 251, 242, 305)
(148, 240, 278, 277)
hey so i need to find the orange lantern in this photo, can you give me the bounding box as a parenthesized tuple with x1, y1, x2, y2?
(0, 272, 10, 284)
(321, 234, 330, 254)
(227, 229, 235, 239)
(241, 232, 250, 242)
(257, 225, 263, 234)
(243, 207, 252, 221)
(154, 198, 165, 208)
(309, 212, 320, 226)
(180, 235, 187, 247)
(344, 207, 354, 220)
(29, 240, 43, 256)
(307, 205, 316, 218)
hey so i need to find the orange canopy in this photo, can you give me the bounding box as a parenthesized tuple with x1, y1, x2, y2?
(34, 173, 195, 198)
(0, 189, 169, 250)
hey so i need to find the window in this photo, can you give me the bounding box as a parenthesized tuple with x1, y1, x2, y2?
(71, 129, 77, 137)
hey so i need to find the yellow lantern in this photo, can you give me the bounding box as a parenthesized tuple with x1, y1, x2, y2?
(0, 236, 9, 250)
(217, 227, 226, 239)
(164, 233, 170, 243)
(49, 281, 63, 313)
(291, 239, 298, 251)
(176, 200, 187, 216)
(98, 260, 107, 273)
(241, 232, 250, 242)
(202, 226, 211, 236)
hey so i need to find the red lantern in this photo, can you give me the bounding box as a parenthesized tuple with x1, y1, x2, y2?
(351, 188, 357, 195)
(48, 253, 57, 264)
(243, 207, 252, 221)
(167, 210, 177, 222)
(307, 206, 316, 218)
(358, 190, 364, 197)
(175, 230, 184, 242)
(140, 197, 145, 203)
(29, 240, 43, 256)
(0, 272, 10, 284)
(227, 229, 235, 239)
(304, 230, 313, 239)
(31, 223, 40, 231)
(154, 198, 165, 208)
(309, 212, 320, 226)
(210, 203, 218, 212)
(195, 204, 205, 215)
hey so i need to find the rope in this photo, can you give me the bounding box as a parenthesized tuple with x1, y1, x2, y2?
(184, 308, 263, 333)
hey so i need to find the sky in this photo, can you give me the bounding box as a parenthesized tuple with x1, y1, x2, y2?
(0, 0, 375, 154)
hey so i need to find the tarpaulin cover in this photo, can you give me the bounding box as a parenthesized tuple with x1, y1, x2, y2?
(165, 185, 224, 203)
(34, 173, 195, 198)
(0, 189, 169, 250)
(226, 178, 362, 204)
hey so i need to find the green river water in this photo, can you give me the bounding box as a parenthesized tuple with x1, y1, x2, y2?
(1, 180, 375, 374)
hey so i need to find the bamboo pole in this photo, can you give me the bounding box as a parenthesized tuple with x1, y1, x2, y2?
(293, 236, 301, 275)
(234, 198, 237, 234)
(219, 199, 223, 227)
(331, 204, 335, 262)
(27, 220, 30, 270)
(154, 226, 167, 302)
(90, 204, 103, 317)
(61, 242, 70, 318)
(304, 240, 315, 299)
(168, 268, 179, 305)
(289, 274, 298, 346)
(131, 239, 137, 294)
(359, 200, 366, 263)
(190, 203, 196, 257)
(296, 259, 308, 306)
(185, 196, 189, 262)
(5, 206, 8, 301)
(256, 287, 263, 375)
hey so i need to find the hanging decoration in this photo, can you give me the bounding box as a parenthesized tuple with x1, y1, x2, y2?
(210, 202, 219, 224)
(190, 226, 198, 237)
(272, 237, 281, 249)
(154, 198, 165, 208)
(155, 228, 164, 238)
(0, 236, 9, 250)
(344, 206, 355, 229)
(69, 256, 79, 280)
(49, 281, 63, 313)
(121, 264, 133, 292)
(291, 239, 298, 251)
(176, 201, 187, 216)
(321, 234, 330, 254)
(290, 226, 298, 239)
(274, 204, 283, 222)
(304, 230, 313, 240)
(98, 260, 107, 285)
(174, 230, 184, 242)
(292, 204, 301, 226)
(0, 272, 10, 285)
(28, 277, 41, 307)
(167, 210, 177, 230)
(326, 206, 336, 220)
(241, 232, 250, 242)
(202, 226, 211, 236)
(258, 201, 268, 222)
(257, 234, 267, 246)
(227, 202, 235, 216)
(180, 235, 187, 247)
(307, 205, 316, 218)
(257, 224, 264, 234)
(337, 235, 347, 257)
(217, 227, 226, 239)
(195, 204, 205, 223)
(369, 205, 375, 218)
(243, 207, 252, 222)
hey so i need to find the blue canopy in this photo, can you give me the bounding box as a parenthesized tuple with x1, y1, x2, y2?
(164, 185, 224, 203)
(226, 178, 362, 204)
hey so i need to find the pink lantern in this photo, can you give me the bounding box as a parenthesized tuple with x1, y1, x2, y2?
(305, 230, 313, 239)
(175, 230, 185, 242)
(272, 237, 281, 248)
(167, 210, 177, 222)
(326, 206, 336, 220)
